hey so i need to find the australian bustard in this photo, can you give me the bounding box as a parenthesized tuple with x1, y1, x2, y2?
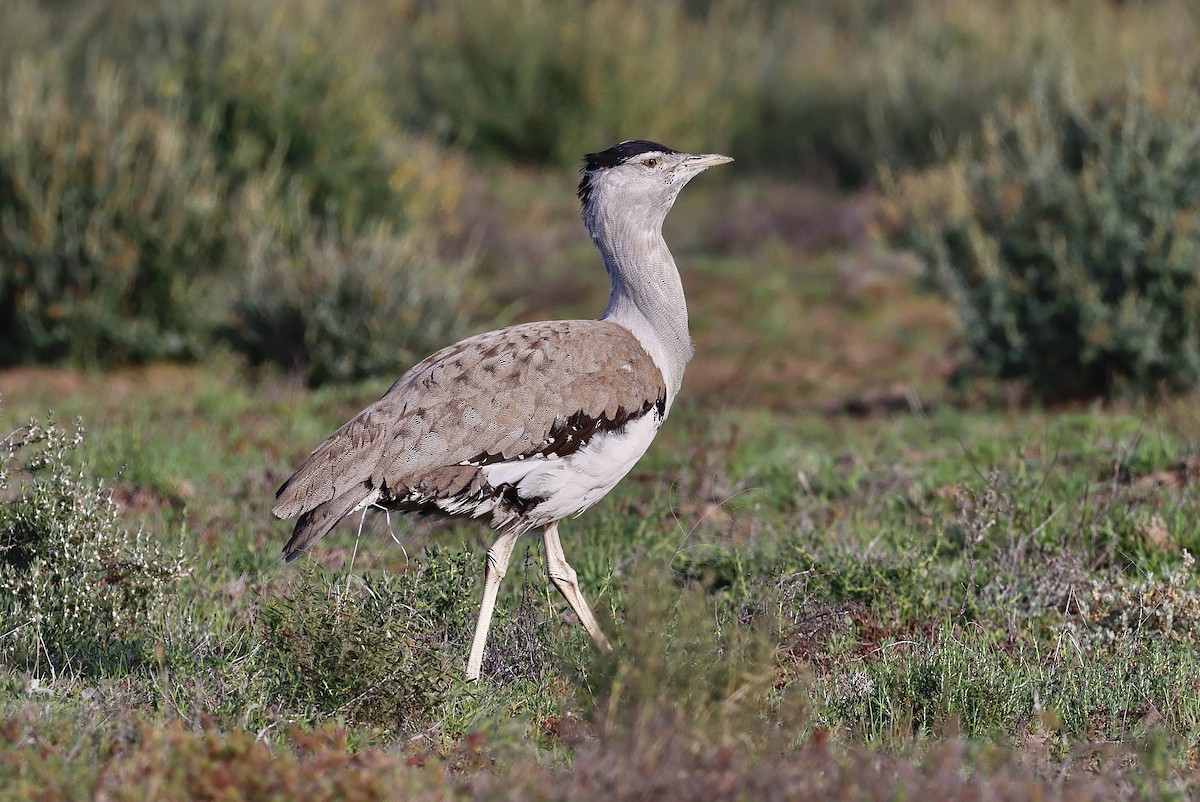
(273, 140, 732, 679)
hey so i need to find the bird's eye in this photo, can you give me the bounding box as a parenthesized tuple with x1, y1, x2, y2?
(641, 158, 659, 168)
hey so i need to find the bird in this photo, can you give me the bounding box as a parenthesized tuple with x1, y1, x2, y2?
(272, 140, 732, 680)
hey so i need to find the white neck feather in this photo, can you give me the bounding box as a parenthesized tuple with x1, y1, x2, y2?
(584, 196, 693, 410)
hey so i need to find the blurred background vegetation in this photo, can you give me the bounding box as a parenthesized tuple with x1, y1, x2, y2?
(3, 0, 1200, 398)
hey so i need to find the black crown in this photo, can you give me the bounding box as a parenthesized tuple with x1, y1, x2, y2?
(578, 140, 678, 206)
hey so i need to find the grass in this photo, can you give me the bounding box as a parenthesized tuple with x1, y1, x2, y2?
(4, 170, 1200, 797)
(5, 384, 1200, 796)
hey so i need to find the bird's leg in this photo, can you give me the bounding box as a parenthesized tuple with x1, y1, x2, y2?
(543, 521, 613, 652)
(466, 530, 520, 680)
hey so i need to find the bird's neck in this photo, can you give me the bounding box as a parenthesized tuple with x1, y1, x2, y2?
(587, 206, 693, 408)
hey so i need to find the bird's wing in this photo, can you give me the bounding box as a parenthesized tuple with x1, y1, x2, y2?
(272, 319, 666, 522)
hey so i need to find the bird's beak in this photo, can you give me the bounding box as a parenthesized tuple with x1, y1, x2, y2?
(681, 153, 734, 172)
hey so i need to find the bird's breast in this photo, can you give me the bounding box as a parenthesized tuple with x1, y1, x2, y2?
(478, 405, 664, 529)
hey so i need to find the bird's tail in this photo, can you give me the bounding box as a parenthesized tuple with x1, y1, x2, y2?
(281, 484, 373, 562)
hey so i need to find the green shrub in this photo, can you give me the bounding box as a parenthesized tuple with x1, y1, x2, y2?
(0, 56, 228, 366)
(226, 182, 482, 387)
(19, 0, 433, 229)
(1072, 549, 1200, 656)
(734, 0, 1114, 184)
(893, 76, 1200, 399)
(394, 0, 746, 166)
(726, 0, 1200, 184)
(257, 551, 478, 733)
(0, 1, 481, 379)
(147, 0, 427, 228)
(0, 413, 189, 674)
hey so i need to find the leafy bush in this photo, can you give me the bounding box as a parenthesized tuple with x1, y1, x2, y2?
(0, 414, 189, 674)
(0, 56, 228, 366)
(139, 0, 439, 228)
(732, 0, 1200, 184)
(226, 182, 482, 387)
(1072, 549, 1200, 656)
(395, 0, 747, 166)
(257, 550, 478, 733)
(731, 2, 1041, 183)
(25, 0, 467, 231)
(893, 76, 1200, 399)
(0, 1, 484, 380)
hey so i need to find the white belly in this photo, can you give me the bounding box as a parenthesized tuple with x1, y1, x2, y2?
(479, 410, 662, 530)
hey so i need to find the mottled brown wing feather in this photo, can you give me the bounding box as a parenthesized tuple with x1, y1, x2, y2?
(272, 319, 665, 522)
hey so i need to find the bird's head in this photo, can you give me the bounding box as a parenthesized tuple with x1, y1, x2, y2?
(577, 140, 732, 228)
